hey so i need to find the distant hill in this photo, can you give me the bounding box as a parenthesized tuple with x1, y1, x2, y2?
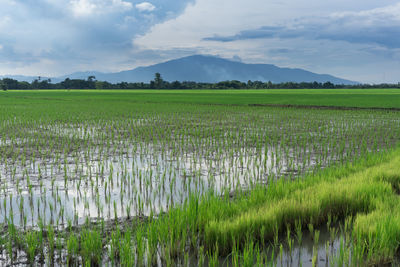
(2, 55, 357, 84)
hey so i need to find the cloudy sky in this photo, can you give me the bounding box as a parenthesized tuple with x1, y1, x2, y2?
(0, 0, 399, 83)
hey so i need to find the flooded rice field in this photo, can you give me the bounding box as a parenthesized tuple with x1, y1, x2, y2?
(0, 106, 399, 228)
(0, 100, 400, 266)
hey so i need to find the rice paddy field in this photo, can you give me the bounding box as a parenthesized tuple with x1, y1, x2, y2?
(1, 89, 400, 266)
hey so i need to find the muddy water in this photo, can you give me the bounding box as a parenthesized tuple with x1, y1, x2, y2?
(269, 228, 346, 267)
(166, 226, 348, 267)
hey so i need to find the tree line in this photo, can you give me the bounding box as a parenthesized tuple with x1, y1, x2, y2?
(1, 73, 400, 90)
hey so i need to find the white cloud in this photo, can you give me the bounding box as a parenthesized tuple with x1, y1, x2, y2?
(132, 0, 400, 83)
(203, 2, 400, 49)
(70, 0, 97, 16)
(134, 0, 396, 49)
(0, 0, 192, 76)
(70, 0, 133, 17)
(112, 0, 133, 11)
(1, 0, 399, 82)
(135, 2, 156, 12)
(0, 15, 11, 29)
(331, 3, 400, 22)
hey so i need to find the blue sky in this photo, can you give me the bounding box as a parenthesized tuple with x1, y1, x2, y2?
(0, 0, 399, 83)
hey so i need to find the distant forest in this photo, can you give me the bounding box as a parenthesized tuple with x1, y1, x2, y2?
(1, 73, 399, 90)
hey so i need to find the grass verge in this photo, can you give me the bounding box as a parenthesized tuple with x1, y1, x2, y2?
(152, 146, 400, 264)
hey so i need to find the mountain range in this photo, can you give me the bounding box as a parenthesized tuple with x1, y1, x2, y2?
(1, 55, 357, 84)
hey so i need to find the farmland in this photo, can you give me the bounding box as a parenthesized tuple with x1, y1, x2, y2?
(4, 89, 400, 108)
(0, 89, 400, 266)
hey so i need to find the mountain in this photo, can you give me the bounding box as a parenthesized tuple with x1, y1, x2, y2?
(64, 55, 357, 84)
(2, 55, 357, 84)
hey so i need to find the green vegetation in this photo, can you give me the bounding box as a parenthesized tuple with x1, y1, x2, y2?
(3, 88, 400, 108)
(1, 74, 400, 90)
(80, 229, 103, 266)
(205, 152, 400, 260)
(0, 90, 399, 265)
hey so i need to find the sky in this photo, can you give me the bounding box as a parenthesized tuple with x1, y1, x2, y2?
(0, 0, 400, 83)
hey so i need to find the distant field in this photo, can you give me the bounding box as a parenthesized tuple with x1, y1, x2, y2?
(2, 88, 400, 109)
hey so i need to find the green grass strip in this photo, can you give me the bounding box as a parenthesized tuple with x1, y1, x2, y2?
(202, 149, 400, 263)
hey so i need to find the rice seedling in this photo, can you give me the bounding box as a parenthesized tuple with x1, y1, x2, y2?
(25, 230, 39, 264)
(120, 230, 135, 267)
(109, 228, 121, 264)
(207, 243, 219, 267)
(80, 228, 103, 266)
(295, 220, 302, 246)
(67, 232, 79, 266)
(47, 225, 56, 264)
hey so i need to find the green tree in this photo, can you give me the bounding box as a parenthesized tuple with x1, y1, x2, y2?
(171, 80, 182, 89)
(2, 78, 18, 90)
(323, 81, 334, 89)
(87, 76, 96, 89)
(0, 80, 7, 91)
(154, 73, 164, 89)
